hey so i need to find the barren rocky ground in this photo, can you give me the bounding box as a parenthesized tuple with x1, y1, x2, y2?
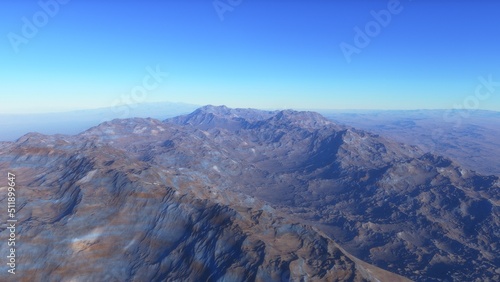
(0, 105, 498, 281)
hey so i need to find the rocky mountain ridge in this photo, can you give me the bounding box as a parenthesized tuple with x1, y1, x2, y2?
(322, 110, 500, 176)
(0, 107, 411, 281)
(0, 105, 498, 281)
(165, 106, 499, 281)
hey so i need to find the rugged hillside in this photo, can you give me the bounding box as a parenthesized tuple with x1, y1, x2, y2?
(322, 110, 500, 176)
(0, 117, 406, 281)
(164, 106, 499, 281)
(0, 105, 498, 281)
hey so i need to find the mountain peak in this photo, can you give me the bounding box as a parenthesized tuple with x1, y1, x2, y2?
(167, 105, 335, 131)
(272, 109, 332, 128)
(195, 105, 232, 116)
(166, 105, 277, 130)
(1, 104, 499, 281)
(275, 109, 327, 120)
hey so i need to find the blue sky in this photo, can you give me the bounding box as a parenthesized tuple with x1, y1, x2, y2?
(1, 0, 500, 114)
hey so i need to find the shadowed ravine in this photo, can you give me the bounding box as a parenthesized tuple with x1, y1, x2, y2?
(0, 106, 498, 281)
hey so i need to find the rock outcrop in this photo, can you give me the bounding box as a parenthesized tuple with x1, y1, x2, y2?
(1, 105, 498, 281)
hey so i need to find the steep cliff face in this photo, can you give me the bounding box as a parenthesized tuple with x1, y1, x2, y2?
(0, 106, 498, 281)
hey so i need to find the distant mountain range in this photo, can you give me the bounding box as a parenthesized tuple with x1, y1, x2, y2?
(2, 103, 499, 178)
(0, 102, 199, 141)
(320, 109, 500, 176)
(0, 105, 498, 281)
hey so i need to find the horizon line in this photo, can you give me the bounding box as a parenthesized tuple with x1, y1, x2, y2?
(2, 102, 500, 116)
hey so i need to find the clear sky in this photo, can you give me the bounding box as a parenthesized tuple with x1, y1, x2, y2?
(1, 0, 500, 114)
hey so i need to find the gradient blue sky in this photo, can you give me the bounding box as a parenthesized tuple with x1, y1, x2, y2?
(1, 0, 500, 114)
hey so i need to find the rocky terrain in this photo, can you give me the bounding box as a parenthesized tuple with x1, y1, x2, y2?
(0, 109, 408, 281)
(164, 106, 499, 281)
(321, 110, 500, 177)
(0, 105, 498, 281)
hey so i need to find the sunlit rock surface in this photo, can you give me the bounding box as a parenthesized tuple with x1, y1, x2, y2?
(0, 105, 498, 281)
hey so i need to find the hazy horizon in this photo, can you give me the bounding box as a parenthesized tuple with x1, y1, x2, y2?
(2, 101, 500, 116)
(1, 102, 499, 142)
